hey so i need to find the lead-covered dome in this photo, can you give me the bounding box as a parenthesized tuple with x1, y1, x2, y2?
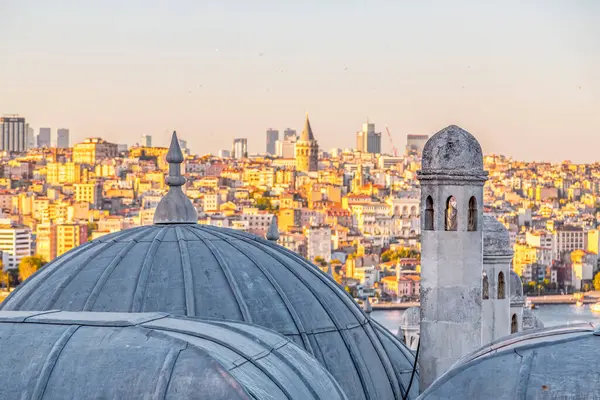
(0, 311, 347, 400)
(483, 215, 513, 256)
(421, 125, 484, 171)
(3, 224, 417, 399)
(418, 324, 598, 399)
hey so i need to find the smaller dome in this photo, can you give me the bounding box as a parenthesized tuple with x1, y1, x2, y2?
(483, 215, 513, 256)
(522, 308, 545, 330)
(0, 311, 348, 400)
(400, 307, 420, 329)
(421, 125, 484, 171)
(419, 324, 597, 399)
(509, 270, 524, 303)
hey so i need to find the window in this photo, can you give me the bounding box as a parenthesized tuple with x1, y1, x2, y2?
(498, 271, 505, 299)
(482, 272, 489, 299)
(445, 196, 457, 231)
(511, 314, 518, 333)
(468, 196, 477, 231)
(424, 196, 434, 231)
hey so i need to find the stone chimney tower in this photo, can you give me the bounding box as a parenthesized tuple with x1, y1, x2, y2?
(417, 125, 488, 391)
(482, 215, 514, 344)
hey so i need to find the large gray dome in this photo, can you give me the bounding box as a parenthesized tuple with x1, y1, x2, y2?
(0, 310, 347, 400)
(483, 215, 513, 256)
(418, 324, 598, 399)
(421, 125, 484, 171)
(3, 224, 418, 400)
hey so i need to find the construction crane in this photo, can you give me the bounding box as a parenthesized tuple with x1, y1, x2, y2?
(385, 126, 399, 157)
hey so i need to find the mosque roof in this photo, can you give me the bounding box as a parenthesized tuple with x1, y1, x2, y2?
(421, 125, 484, 172)
(2, 132, 418, 400)
(0, 311, 347, 400)
(418, 323, 598, 399)
(483, 215, 513, 257)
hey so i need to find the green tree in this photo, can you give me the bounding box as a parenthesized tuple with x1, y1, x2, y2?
(255, 197, 271, 211)
(18, 255, 47, 282)
(594, 272, 600, 291)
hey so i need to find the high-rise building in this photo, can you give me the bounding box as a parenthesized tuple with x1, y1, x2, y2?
(218, 149, 231, 158)
(266, 129, 279, 155)
(295, 113, 319, 172)
(283, 128, 297, 140)
(0, 216, 32, 269)
(406, 134, 429, 156)
(141, 135, 152, 147)
(27, 126, 35, 149)
(57, 128, 70, 148)
(38, 128, 52, 148)
(276, 137, 297, 158)
(232, 138, 248, 159)
(178, 139, 188, 152)
(0, 115, 28, 152)
(356, 121, 382, 154)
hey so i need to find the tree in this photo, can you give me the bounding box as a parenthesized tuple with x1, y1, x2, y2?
(18, 256, 47, 282)
(594, 272, 600, 291)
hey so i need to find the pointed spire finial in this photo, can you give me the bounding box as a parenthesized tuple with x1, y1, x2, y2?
(153, 131, 198, 224)
(300, 112, 315, 141)
(266, 215, 280, 241)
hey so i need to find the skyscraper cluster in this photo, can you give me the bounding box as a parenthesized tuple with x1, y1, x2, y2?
(356, 121, 382, 154)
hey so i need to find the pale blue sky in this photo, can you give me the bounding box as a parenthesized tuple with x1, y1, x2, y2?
(1, 1, 598, 161)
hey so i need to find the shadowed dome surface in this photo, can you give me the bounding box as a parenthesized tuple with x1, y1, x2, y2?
(3, 224, 418, 400)
(418, 324, 599, 399)
(0, 311, 347, 400)
(421, 125, 484, 171)
(483, 215, 513, 256)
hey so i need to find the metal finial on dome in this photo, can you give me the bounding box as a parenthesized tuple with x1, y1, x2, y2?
(153, 131, 198, 224)
(266, 215, 280, 241)
(327, 263, 333, 277)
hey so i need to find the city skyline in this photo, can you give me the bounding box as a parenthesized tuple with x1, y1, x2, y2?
(1, 1, 598, 162)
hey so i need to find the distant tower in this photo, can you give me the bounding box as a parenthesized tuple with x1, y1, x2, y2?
(482, 215, 514, 344)
(265, 129, 279, 155)
(295, 113, 318, 172)
(141, 135, 152, 147)
(417, 125, 488, 391)
(57, 128, 70, 148)
(232, 138, 248, 159)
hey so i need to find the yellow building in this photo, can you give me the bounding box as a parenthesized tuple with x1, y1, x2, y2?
(74, 183, 102, 208)
(56, 224, 88, 257)
(36, 223, 57, 262)
(73, 138, 118, 165)
(47, 162, 83, 184)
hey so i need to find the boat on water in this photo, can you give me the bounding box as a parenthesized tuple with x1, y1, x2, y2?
(576, 300, 584, 307)
(525, 299, 537, 309)
(590, 303, 600, 313)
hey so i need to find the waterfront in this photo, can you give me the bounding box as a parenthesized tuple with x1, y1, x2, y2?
(371, 304, 600, 334)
